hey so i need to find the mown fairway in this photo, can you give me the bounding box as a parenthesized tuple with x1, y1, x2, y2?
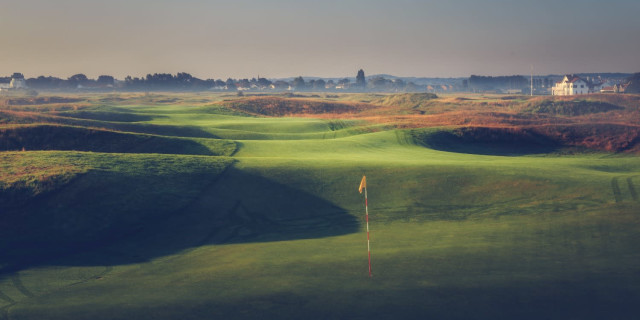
(1, 93, 640, 319)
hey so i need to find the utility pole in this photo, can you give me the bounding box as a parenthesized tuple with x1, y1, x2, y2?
(530, 65, 534, 96)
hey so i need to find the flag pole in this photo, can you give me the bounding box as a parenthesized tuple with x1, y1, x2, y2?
(359, 175, 371, 278)
(365, 185, 372, 278)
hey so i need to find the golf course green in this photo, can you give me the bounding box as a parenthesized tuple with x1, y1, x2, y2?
(1, 93, 639, 319)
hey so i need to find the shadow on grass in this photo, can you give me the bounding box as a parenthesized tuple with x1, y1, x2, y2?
(0, 166, 358, 274)
(0, 125, 225, 155)
(0, 110, 220, 139)
(411, 128, 559, 156)
(127, 278, 637, 320)
(54, 111, 157, 123)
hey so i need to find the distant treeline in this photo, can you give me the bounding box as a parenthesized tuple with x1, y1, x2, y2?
(1, 71, 451, 93)
(468, 75, 529, 92)
(5, 71, 636, 93)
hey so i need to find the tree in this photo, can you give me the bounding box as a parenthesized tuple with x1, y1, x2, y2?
(68, 74, 89, 87)
(225, 78, 237, 91)
(625, 73, 640, 94)
(313, 79, 326, 90)
(175, 72, 194, 85)
(257, 77, 272, 88)
(238, 78, 251, 89)
(68, 74, 88, 82)
(273, 80, 290, 90)
(356, 69, 366, 88)
(369, 76, 391, 91)
(392, 78, 405, 89)
(292, 76, 306, 90)
(26, 76, 64, 89)
(97, 75, 115, 86)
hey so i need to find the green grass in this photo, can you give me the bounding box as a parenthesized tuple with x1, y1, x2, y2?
(1, 151, 234, 271)
(1, 96, 640, 319)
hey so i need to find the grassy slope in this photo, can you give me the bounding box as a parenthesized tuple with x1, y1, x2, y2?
(0, 152, 235, 271)
(1, 94, 640, 319)
(0, 124, 236, 155)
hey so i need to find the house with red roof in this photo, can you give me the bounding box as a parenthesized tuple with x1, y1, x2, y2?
(601, 83, 628, 94)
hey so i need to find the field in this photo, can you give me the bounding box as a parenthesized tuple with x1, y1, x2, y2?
(1, 92, 640, 319)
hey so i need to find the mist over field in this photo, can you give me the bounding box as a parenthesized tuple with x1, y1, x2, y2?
(2, 1, 640, 319)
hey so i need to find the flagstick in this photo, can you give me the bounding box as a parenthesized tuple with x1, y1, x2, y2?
(365, 187, 372, 278)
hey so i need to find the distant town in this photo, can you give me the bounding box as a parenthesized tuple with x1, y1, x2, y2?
(1, 69, 638, 96)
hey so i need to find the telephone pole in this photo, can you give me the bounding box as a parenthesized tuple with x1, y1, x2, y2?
(530, 65, 534, 96)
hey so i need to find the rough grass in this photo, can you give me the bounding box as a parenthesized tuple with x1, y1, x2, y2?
(0, 124, 237, 155)
(370, 92, 438, 110)
(522, 98, 623, 116)
(221, 97, 375, 116)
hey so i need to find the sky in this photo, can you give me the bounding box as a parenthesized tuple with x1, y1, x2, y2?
(1, 0, 639, 79)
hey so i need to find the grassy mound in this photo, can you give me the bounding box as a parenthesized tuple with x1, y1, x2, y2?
(522, 98, 623, 116)
(0, 124, 236, 155)
(371, 93, 438, 109)
(0, 151, 235, 272)
(0, 110, 62, 124)
(222, 97, 371, 116)
(407, 124, 640, 154)
(0, 153, 84, 208)
(534, 123, 640, 153)
(0, 110, 221, 138)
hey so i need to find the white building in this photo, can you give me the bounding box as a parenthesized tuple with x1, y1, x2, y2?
(552, 75, 589, 96)
(1, 74, 27, 92)
(10, 77, 26, 89)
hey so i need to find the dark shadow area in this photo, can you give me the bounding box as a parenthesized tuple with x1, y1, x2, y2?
(54, 111, 157, 123)
(410, 127, 559, 156)
(81, 121, 221, 139)
(122, 278, 637, 320)
(0, 166, 358, 274)
(0, 125, 220, 155)
(0, 110, 220, 139)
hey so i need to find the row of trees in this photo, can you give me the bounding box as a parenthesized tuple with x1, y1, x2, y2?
(2, 70, 430, 93)
(18, 74, 116, 90)
(467, 75, 529, 92)
(5, 71, 637, 93)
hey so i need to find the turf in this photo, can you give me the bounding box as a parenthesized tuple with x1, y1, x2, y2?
(1, 93, 640, 320)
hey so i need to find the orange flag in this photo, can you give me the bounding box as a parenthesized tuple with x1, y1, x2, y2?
(358, 175, 367, 194)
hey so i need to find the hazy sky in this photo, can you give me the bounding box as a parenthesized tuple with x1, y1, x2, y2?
(1, 0, 639, 79)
